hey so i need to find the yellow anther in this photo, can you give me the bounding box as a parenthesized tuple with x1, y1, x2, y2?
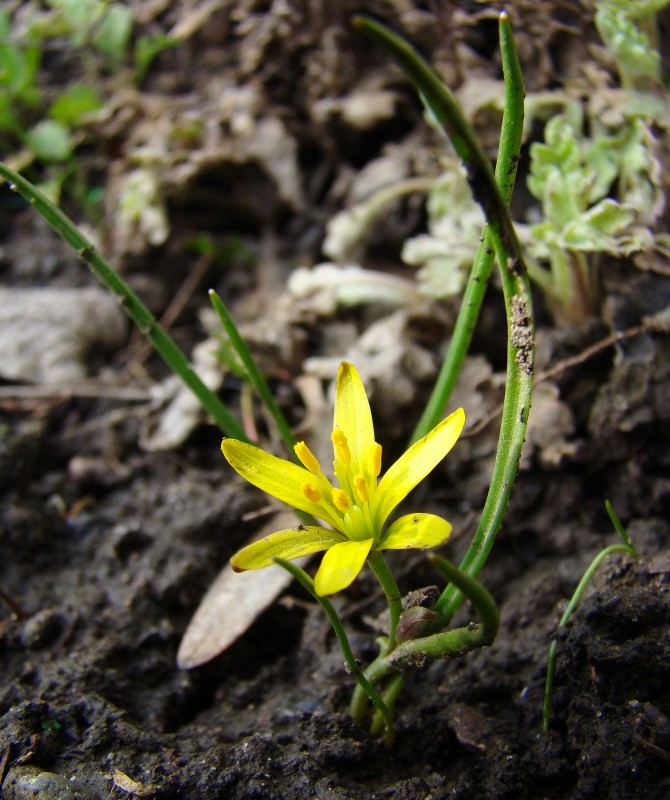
(332, 489, 351, 511)
(331, 428, 351, 465)
(369, 443, 382, 478)
(301, 483, 322, 503)
(294, 441, 321, 474)
(354, 475, 370, 503)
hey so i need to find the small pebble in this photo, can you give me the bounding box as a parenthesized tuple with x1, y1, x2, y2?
(22, 609, 66, 649)
(3, 766, 100, 800)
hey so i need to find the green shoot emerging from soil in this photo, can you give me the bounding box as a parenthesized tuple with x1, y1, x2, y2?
(543, 501, 638, 733)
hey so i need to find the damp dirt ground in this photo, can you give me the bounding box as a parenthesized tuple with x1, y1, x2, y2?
(2, 2, 670, 798)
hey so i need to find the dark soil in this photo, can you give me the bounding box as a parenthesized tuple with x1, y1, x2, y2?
(2, 2, 670, 799)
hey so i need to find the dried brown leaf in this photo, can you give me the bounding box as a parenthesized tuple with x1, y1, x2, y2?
(177, 509, 305, 669)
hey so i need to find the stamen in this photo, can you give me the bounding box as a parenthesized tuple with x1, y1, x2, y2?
(331, 428, 351, 465)
(354, 475, 370, 503)
(295, 441, 321, 473)
(369, 443, 382, 478)
(301, 483, 322, 503)
(332, 489, 351, 511)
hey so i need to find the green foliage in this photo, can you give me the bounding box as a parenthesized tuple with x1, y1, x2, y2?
(45, 0, 108, 45)
(0, 1, 181, 212)
(24, 119, 74, 162)
(92, 3, 133, 66)
(134, 34, 179, 87)
(186, 234, 255, 270)
(49, 84, 103, 127)
(0, 9, 41, 108)
(524, 110, 658, 316)
(595, 0, 670, 87)
(543, 501, 638, 733)
(400, 1, 668, 322)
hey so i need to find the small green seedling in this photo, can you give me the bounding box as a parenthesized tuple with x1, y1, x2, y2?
(543, 500, 638, 733)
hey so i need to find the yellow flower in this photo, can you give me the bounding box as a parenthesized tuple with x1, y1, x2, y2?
(222, 362, 465, 596)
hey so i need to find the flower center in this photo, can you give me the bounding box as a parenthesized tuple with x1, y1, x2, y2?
(293, 431, 383, 542)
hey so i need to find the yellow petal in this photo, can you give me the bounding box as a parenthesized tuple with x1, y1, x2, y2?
(379, 513, 452, 550)
(314, 538, 373, 595)
(334, 362, 375, 475)
(221, 439, 340, 527)
(231, 527, 344, 571)
(375, 408, 465, 526)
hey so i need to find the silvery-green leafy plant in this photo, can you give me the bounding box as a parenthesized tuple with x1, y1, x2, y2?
(523, 108, 658, 319)
(595, 0, 670, 89)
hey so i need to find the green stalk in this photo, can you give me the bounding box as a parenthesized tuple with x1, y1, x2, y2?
(351, 554, 498, 723)
(274, 557, 395, 746)
(542, 542, 636, 732)
(409, 11, 525, 443)
(543, 502, 638, 732)
(209, 289, 298, 460)
(369, 673, 404, 738)
(352, 14, 536, 629)
(367, 552, 402, 651)
(349, 648, 399, 723)
(0, 162, 249, 442)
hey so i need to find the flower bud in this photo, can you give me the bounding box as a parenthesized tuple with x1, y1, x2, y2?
(396, 605, 438, 643)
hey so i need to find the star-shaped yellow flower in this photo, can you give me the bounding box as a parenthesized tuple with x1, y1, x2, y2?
(222, 362, 465, 596)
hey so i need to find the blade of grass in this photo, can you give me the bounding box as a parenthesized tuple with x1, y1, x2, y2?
(605, 499, 635, 549)
(542, 539, 637, 733)
(273, 556, 395, 746)
(0, 162, 248, 441)
(350, 13, 532, 719)
(352, 14, 535, 627)
(208, 289, 299, 460)
(409, 11, 525, 443)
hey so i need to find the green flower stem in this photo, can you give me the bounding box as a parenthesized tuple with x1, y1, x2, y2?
(367, 552, 402, 651)
(0, 162, 248, 442)
(274, 557, 395, 746)
(351, 554, 498, 723)
(349, 646, 399, 723)
(409, 11, 525, 444)
(208, 289, 299, 460)
(369, 673, 405, 738)
(353, 14, 535, 630)
(543, 503, 638, 733)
